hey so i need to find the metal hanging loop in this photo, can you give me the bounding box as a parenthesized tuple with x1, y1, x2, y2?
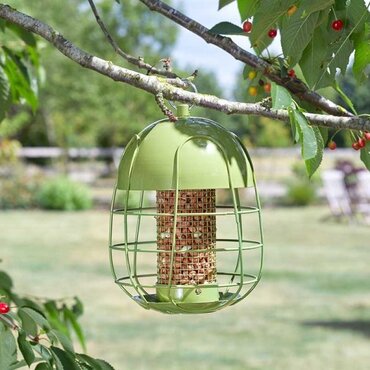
(168, 79, 198, 111)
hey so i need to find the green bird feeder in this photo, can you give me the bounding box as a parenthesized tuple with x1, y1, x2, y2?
(109, 104, 264, 314)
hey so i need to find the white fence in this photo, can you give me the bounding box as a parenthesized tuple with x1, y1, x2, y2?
(17, 147, 364, 199)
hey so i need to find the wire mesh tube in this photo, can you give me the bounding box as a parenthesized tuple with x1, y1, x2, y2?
(156, 189, 217, 287)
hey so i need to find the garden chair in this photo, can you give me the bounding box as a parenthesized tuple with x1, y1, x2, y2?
(321, 170, 353, 220)
(353, 171, 370, 223)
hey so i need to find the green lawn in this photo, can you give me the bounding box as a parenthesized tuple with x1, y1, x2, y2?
(1, 207, 369, 370)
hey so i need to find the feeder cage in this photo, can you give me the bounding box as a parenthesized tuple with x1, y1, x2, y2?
(109, 104, 264, 314)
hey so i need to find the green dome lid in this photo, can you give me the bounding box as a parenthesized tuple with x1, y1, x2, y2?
(117, 115, 254, 190)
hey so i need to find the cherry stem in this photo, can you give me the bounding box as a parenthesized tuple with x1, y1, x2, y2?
(331, 6, 338, 20)
(329, 129, 342, 142)
(350, 130, 357, 141)
(0, 314, 19, 330)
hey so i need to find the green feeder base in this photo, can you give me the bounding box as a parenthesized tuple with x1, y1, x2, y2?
(133, 289, 237, 314)
(133, 285, 240, 314)
(156, 285, 219, 304)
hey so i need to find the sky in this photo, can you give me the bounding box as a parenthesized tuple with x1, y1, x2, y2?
(171, 1, 248, 96)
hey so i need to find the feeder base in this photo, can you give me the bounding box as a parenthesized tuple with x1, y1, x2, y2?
(156, 285, 219, 304)
(133, 292, 239, 314)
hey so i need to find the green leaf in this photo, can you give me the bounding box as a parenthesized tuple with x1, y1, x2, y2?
(18, 309, 38, 337)
(319, 127, 329, 144)
(51, 350, 64, 370)
(352, 25, 370, 81)
(0, 270, 13, 291)
(0, 66, 11, 122)
(292, 109, 318, 160)
(208, 21, 245, 35)
(19, 298, 44, 313)
(2, 47, 38, 112)
(288, 107, 299, 143)
(50, 329, 75, 354)
(18, 307, 51, 332)
(314, 25, 354, 87)
(316, 7, 331, 27)
(17, 330, 35, 367)
(281, 10, 320, 66)
(271, 82, 293, 109)
(347, 0, 369, 33)
(218, 0, 235, 10)
(76, 355, 116, 370)
(94, 359, 116, 370)
(35, 363, 52, 370)
(27, 45, 41, 72)
(334, 80, 358, 115)
(300, 26, 332, 89)
(242, 64, 253, 80)
(360, 142, 370, 170)
(5, 22, 37, 47)
(33, 344, 52, 362)
(71, 297, 84, 317)
(9, 359, 36, 369)
(250, 0, 295, 51)
(64, 308, 86, 352)
(77, 354, 104, 370)
(44, 301, 69, 337)
(51, 347, 80, 370)
(335, 0, 347, 10)
(302, 0, 334, 15)
(305, 127, 324, 177)
(237, 0, 259, 21)
(329, 36, 353, 75)
(0, 323, 17, 370)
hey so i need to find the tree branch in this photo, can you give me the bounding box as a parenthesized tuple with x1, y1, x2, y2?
(138, 0, 354, 118)
(86, 0, 180, 79)
(0, 4, 369, 132)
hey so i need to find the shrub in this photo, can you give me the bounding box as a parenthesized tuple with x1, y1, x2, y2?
(0, 139, 21, 165)
(286, 182, 316, 206)
(284, 162, 319, 206)
(0, 171, 42, 209)
(36, 176, 92, 210)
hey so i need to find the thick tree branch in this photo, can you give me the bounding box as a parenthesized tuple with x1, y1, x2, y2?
(138, 0, 354, 118)
(86, 0, 179, 79)
(0, 4, 369, 132)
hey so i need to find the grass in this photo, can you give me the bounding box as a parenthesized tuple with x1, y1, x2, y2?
(1, 206, 370, 370)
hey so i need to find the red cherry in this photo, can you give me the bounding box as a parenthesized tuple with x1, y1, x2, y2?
(328, 141, 337, 150)
(264, 83, 271, 93)
(358, 138, 366, 148)
(332, 19, 344, 31)
(352, 142, 360, 151)
(0, 302, 10, 314)
(364, 132, 370, 141)
(288, 69, 296, 78)
(243, 21, 253, 33)
(268, 29, 277, 38)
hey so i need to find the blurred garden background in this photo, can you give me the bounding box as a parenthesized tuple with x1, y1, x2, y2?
(1, 1, 370, 369)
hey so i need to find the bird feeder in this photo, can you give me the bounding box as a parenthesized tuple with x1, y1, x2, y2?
(109, 104, 264, 314)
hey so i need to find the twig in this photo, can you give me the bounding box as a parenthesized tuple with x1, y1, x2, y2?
(87, 0, 178, 78)
(0, 4, 369, 132)
(138, 0, 353, 118)
(155, 92, 178, 121)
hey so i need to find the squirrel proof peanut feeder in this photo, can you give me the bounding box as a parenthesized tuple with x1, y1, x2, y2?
(109, 104, 264, 314)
